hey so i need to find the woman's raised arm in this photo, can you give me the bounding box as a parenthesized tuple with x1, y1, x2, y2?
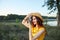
(22, 14, 31, 28)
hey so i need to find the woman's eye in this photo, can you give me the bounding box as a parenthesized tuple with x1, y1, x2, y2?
(34, 18, 36, 20)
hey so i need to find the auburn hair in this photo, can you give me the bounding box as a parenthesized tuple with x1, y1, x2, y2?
(29, 15, 47, 35)
(30, 16, 43, 27)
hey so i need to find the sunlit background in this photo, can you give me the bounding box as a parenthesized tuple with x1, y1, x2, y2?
(0, 0, 60, 40)
(0, 0, 57, 17)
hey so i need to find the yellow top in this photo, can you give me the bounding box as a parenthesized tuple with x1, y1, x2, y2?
(32, 26, 46, 40)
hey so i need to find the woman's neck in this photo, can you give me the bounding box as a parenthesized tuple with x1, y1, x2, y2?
(36, 24, 39, 27)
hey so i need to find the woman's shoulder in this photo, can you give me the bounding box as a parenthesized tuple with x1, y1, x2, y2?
(39, 27, 45, 31)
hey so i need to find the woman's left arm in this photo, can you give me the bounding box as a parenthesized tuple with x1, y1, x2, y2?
(32, 29, 45, 40)
(29, 28, 32, 40)
(29, 25, 33, 40)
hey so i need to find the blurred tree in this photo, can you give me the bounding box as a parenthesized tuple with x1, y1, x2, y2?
(43, 0, 60, 26)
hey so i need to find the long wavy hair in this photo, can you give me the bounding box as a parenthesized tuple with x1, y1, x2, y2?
(29, 16, 44, 27)
(30, 15, 47, 35)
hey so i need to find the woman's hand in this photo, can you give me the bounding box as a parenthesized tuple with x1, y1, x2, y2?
(24, 13, 32, 20)
(22, 13, 32, 28)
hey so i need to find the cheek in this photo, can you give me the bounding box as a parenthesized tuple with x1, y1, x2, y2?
(32, 19, 37, 24)
(35, 20, 37, 23)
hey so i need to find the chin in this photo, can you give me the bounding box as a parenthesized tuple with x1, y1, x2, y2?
(33, 23, 36, 25)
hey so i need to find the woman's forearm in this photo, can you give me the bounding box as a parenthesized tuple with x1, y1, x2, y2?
(29, 26, 32, 40)
(24, 14, 31, 21)
(29, 30, 32, 40)
(32, 29, 44, 40)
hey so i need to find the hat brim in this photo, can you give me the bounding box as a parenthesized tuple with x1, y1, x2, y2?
(30, 12, 44, 22)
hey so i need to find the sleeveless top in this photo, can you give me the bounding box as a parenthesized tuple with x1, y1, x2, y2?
(32, 26, 46, 40)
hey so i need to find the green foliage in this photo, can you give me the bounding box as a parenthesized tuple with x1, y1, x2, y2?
(16, 18, 19, 23)
(43, 0, 60, 13)
(0, 14, 26, 21)
(0, 22, 60, 40)
(43, 0, 60, 26)
(0, 22, 29, 40)
(0, 14, 56, 22)
(44, 26, 60, 40)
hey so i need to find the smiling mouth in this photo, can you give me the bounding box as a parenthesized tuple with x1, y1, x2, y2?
(33, 22, 36, 24)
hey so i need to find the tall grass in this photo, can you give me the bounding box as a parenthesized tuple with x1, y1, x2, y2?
(0, 22, 60, 40)
(0, 22, 29, 40)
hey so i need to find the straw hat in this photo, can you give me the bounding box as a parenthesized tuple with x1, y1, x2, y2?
(30, 12, 44, 22)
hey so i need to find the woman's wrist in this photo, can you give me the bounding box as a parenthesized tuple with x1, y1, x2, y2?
(24, 13, 32, 20)
(24, 15, 29, 20)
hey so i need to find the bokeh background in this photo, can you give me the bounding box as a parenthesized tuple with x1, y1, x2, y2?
(0, 0, 60, 40)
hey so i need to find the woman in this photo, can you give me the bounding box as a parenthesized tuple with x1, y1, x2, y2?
(22, 12, 46, 40)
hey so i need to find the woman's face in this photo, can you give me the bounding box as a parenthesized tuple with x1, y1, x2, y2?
(32, 16, 37, 25)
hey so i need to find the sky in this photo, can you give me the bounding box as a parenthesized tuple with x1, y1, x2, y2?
(0, 0, 57, 17)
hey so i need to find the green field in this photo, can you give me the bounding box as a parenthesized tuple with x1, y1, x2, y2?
(0, 22, 60, 40)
